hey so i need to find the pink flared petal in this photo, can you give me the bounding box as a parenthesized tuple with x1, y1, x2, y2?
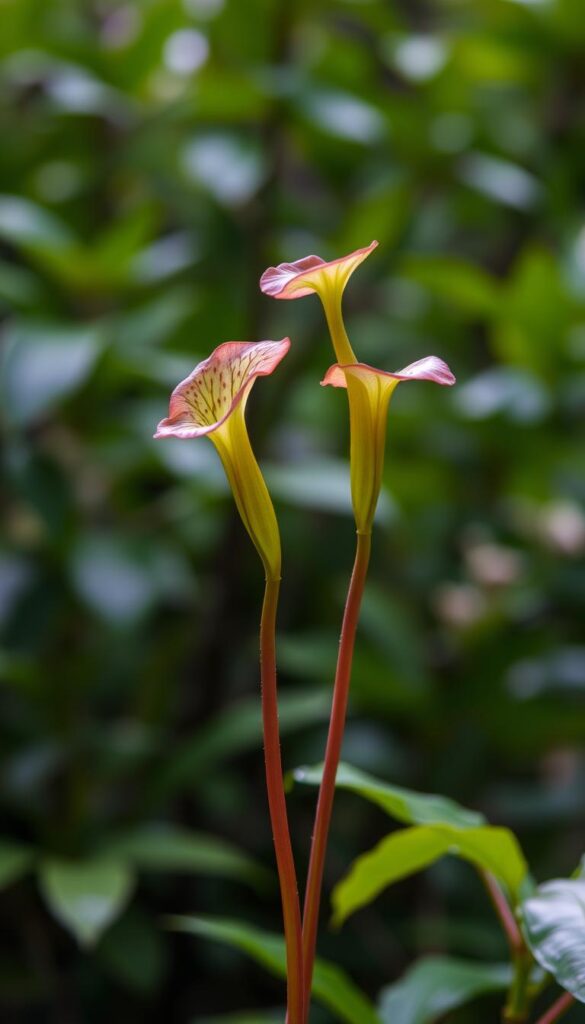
(260, 241, 379, 300)
(154, 338, 290, 440)
(321, 355, 456, 390)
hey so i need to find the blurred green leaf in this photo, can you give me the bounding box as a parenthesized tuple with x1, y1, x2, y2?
(100, 826, 269, 887)
(332, 824, 528, 924)
(169, 916, 381, 1024)
(97, 907, 167, 994)
(495, 247, 578, 376)
(0, 840, 34, 889)
(266, 459, 394, 522)
(70, 533, 160, 626)
(402, 256, 500, 317)
(0, 261, 44, 310)
(378, 956, 511, 1024)
(458, 153, 541, 210)
(39, 859, 134, 948)
(182, 134, 265, 206)
(1, 321, 103, 426)
(522, 877, 585, 1003)
(0, 195, 75, 250)
(304, 90, 385, 144)
(151, 690, 333, 805)
(292, 762, 484, 828)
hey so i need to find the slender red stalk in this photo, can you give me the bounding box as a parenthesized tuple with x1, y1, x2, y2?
(480, 870, 525, 956)
(535, 992, 575, 1024)
(260, 578, 304, 1024)
(301, 532, 372, 1018)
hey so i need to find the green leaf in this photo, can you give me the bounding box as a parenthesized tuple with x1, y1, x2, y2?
(39, 858, 134, 948)
(332, 827, 449, 925)
(1, 321, 103, 426)
(99, 826, 269, 888)
(169, 916, 381, 1024)
(0, 195, 76, 251)
(332, 824, 528, 924)
(0, 261, 44, 309)
(151, 690, 332, 806)
(292, 762, 484, 829)
(266, 458, 394, 522)
(378, 956, 511, 1024)
(0, 840, 34, 889)
(522, 877, 585, 1003)
(402, 256, 500, 316)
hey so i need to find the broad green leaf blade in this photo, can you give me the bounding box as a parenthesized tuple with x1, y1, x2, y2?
(522, 878, 585, 1003)
(39, 859, 134, 948)
(378, 956, 511, 1024)
(99, 826, 269, 888)
(170, 916, 381, 1024)
(333, 825, 528, 924)
(333, 827, 450, 925)
(0, 840, 34, 889)
(292, 762, 484, 828)
(443, 826, 528, 899)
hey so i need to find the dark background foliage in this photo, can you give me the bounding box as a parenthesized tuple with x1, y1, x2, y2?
(0, 0, 584, 1021)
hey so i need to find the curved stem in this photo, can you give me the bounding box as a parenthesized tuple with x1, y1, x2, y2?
(301, 532, 372, 1019)
(320, 290, 356, 366)
(260, 579, 304, 1024)
(480, 870, 525, 957)
(534, 992, 575, 1024)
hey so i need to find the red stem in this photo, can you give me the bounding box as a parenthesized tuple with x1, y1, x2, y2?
(301, 532, 372, 1019)
(535, 992, 575, 1024)
(480, 870, 525, 956)
(260, 579, 304, 1024)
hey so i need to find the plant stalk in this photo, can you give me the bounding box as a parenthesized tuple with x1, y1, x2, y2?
(481, 870, 525, 956)
(260, 578, 304, 1024)
(534, 992, 575, 1024)
(504, 951, 533, 1023)
(301, 531, 372, 1019)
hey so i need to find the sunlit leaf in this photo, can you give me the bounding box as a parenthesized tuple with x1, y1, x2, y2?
(169, 916, 381, 1024)
(332, 824, 528, 924)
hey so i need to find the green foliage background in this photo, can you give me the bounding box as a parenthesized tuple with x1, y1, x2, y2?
(0, 0, 584, 1020)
